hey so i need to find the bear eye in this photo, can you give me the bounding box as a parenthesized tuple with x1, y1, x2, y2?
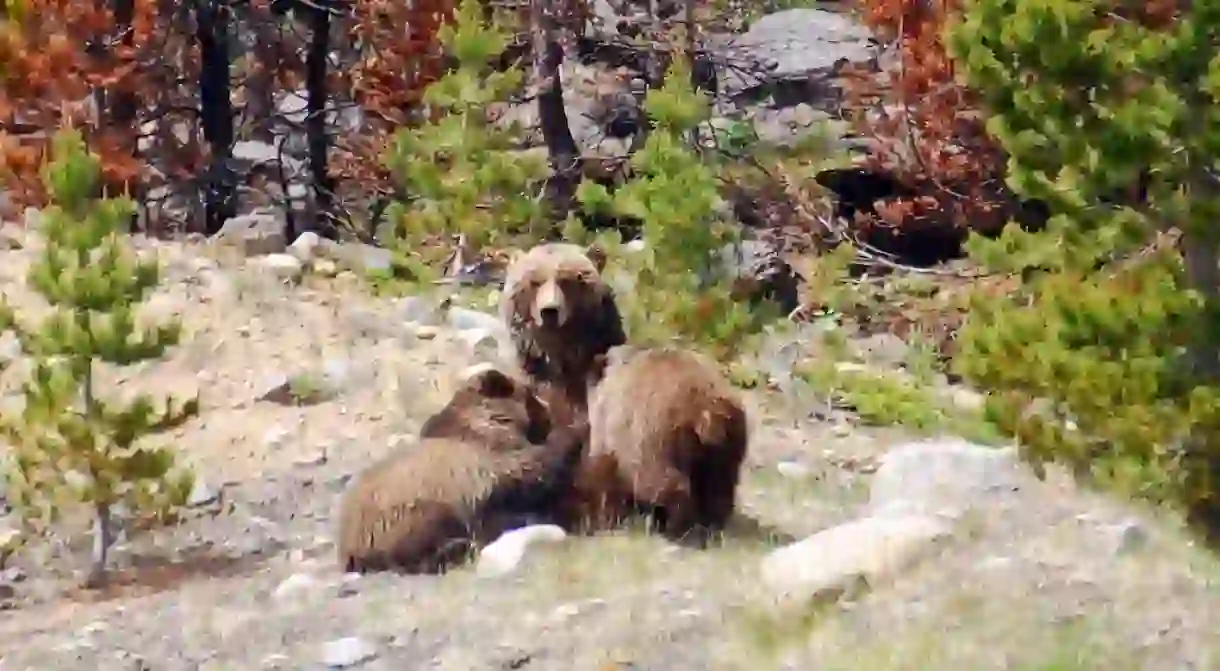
(490, 414, 517, 425)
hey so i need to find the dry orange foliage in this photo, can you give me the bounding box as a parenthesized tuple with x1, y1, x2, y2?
(335, 0, 455, 194)
(842, 0, 1014, 240)
(0, 0, 160, 214)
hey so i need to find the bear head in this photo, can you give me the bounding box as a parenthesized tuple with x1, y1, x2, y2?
(419, 367, 553, 451)
(499, 242, 625, 382)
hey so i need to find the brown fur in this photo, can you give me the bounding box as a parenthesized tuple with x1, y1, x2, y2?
(568, 345, 749, 542)
(336, 368, 588, 574)
(498, 242, 627, 427)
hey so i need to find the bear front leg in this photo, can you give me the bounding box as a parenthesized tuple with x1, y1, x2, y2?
(630, 464, 698, 543)
(559, 453, 631, 534)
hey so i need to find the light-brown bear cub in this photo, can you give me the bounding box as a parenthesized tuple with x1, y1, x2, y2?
(498, 242, 626, 427)
(569, 345, 750, 543)
(336, 367, 588, 574)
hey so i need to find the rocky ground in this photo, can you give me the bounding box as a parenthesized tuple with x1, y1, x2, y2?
(0, 227, 1217, 671)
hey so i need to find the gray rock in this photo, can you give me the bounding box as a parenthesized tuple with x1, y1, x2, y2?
(255, 253, 305, 282)
(759, 512, 952, 608)
(231, 140, 281, 166)
(320, 241, 393, 276)
(0, 331, 20, 367)
(715, 9, 875, 103)
(475, 525, 568, 579)
(288, 231, 322, 262)
(868, 438, 1029, 520)
(447, 307, 503, 335)
(851, 332, 911, 369)
(321, 636, 378, 668)
(219, 211, 287, 256)
(273, 572, 317, 600)
(752, 104, 842, 147)
(396, 296, 445, 327)
(775, 459, 813, 479)
(717, 237, 799, 314)
(187, 478, 221, 507)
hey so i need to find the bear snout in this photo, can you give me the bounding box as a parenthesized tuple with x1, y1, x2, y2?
(532, 281, 568, 328)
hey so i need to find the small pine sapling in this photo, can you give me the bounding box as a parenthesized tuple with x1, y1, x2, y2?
(0, 129, 198, 588)
(576, 55, 771, 361)
(380, 0, 549, 286)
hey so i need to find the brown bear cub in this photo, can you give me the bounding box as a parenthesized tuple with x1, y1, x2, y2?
(498, 242, 626, 428)
(570, 345, 750, 543)
(336, 368, 588, 574)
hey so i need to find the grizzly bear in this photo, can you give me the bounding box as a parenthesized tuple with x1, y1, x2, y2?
(569, 345, 750, 543)
(336, 367, 588, 574)
(498, 242, 627, 427)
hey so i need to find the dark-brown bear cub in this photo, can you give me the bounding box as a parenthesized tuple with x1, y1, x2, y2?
(498, 242, 626, 427)
(336, 367, 588, 574)
(569, 345, 750, 544)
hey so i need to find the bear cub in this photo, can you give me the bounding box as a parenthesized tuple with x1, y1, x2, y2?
(571, 345, 750, 543)
(336, 368, 588, 574)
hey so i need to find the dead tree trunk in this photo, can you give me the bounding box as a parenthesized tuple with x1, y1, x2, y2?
(196, 0, 237, 234)
(304, 1, 335, 240)
(531, 0, 580, 226)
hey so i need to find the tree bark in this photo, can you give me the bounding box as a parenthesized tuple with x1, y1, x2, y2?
(196, 0, 237, 235)
(84, 503, 113, 589)
(305, 2, 334, 240)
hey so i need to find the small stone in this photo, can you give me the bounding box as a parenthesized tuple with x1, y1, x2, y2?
(262, 653, 292, 668)
(552, 603, 582, 621)
(263, 425, 291, 448)
(219, 212, 287, 256)
(273, 572, 317, 600)
(947, 387, 985, 411)
(447, 307, 502, 333)
(321, 241, 393, 275)
(289, 232, 322, 262)
(295, 451, 328, 468)
(313, 258, 339, 278)
(476, 524, 568, 578)
(187, 479, 221, 507)
(413, 325, 440, 340)
(257, 253, 305, 282)
(776, 460, 812, 479)
(0, 331, 20, 365)
(321, 636, 378, 668)
(397, 296, 444, 326)
(1111, 518, 1149, 555)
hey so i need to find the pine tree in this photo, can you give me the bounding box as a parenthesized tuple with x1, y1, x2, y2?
(0, 128, 197, 587)
(575, 55, 770, 362)
(946, 2, 1220, 535)
(381, 0, 549, 285)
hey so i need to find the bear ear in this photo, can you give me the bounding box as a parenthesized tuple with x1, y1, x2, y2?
(585, 243, 608, 273)
(473, 367, 518, 398)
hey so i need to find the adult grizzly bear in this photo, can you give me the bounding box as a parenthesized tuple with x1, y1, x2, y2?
(498, 242, 627, 426)
(571, 345, 750, 542)
(336, 367, 588, 574)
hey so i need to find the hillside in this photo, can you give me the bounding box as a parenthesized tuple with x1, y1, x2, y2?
(0, 226, 1216, 670)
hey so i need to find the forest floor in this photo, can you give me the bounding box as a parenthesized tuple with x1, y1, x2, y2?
(0, 228, 1217, 671)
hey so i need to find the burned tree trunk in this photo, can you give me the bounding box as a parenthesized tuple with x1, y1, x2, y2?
(304, 1, 335, 240)
(196, 0, 237, 235)
(532, 0, 580, 225)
